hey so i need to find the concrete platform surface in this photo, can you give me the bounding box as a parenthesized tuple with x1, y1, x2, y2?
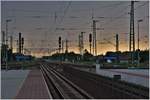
(75, 67, 149, 88)
(1, 70, 29, 99)
(15, 69, 51, 99)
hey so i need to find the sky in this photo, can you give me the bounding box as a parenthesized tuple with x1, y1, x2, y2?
(1, 1, 149, 57)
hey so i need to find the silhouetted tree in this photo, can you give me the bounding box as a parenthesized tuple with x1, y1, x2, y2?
(83, 49, 93, 61)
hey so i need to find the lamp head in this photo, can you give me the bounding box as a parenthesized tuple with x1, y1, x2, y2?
(138, 19, 143, 22)
(6, 19, 11, 22)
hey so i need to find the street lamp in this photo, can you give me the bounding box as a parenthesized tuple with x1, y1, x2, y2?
(137, 19, 143, 67)
(5, 19, 12, 70)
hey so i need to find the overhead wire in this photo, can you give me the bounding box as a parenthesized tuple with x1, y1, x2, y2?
(54, 1, 72, 33)
(3, 1, 148, 55)
(103, 1, 148, 28)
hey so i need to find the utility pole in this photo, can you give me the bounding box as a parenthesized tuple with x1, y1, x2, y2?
(116, 34, 119, 52)
(89, 33, 92, 54)
(129, 1, 135, 64)
(92, 20, 97, 56)
(78, 32, 84, 57)
(116, 34, 119, 63)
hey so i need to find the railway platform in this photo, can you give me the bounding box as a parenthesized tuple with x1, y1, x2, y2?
(74, 67, 149, 87)
(15, 69, 52, 99)
(1, 70, 29, 99)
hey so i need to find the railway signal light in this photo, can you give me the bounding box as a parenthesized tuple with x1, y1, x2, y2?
(89, 33, 92, 54)
(59, 36, 61, 48)
(58, 36, 61, 53)
(89, 33, 92, 43)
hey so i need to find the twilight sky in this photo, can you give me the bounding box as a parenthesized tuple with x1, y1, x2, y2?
(1, 1, 149, 57)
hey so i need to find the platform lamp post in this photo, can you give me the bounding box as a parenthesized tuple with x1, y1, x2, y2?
(137, 19, 143, 67)
(5, 19, 12, 70)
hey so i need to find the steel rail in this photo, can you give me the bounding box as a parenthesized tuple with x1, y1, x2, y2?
(40, 64, 65, 99)
(41, 63, 93, 99)
(45, 64, 94, 99)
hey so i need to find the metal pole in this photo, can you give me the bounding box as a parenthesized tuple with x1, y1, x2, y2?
(78, 34, 81, 54)
(65, 39, 68, 53)
(81, 32, 84, 57)
(116, 34, 119, 52)
(62, 40, 64, 53)
(93, 20, 97, 56)
(65, 39, 68, 61)
(58, 36, 61, 53)
(137, 22, 139, 50)
(2, 31, 5, 45)
(137, 21, 140, 67)
(90, 43, 91, 54)
(5, 20, 9, 70)
(129, 1, 135, 64)
(2, 31, 5, 63)
(92, 21, 95, 55)
(10, 36, 13, 61)
(16, 40, 19, 53)
(19, 33, 22, 54)
(116, 34, 119, 63)
(10, 36, 13, 50)
(137, 19, 143, 67)
(21, 37, 24, 54)
(62, 40, 64, 61)
(6, 21, 8, 48)
(89, 33, 92, 54)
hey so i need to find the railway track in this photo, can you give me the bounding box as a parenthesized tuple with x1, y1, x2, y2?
(63, 65, 149, 99)
(40, 63, 93, 99)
